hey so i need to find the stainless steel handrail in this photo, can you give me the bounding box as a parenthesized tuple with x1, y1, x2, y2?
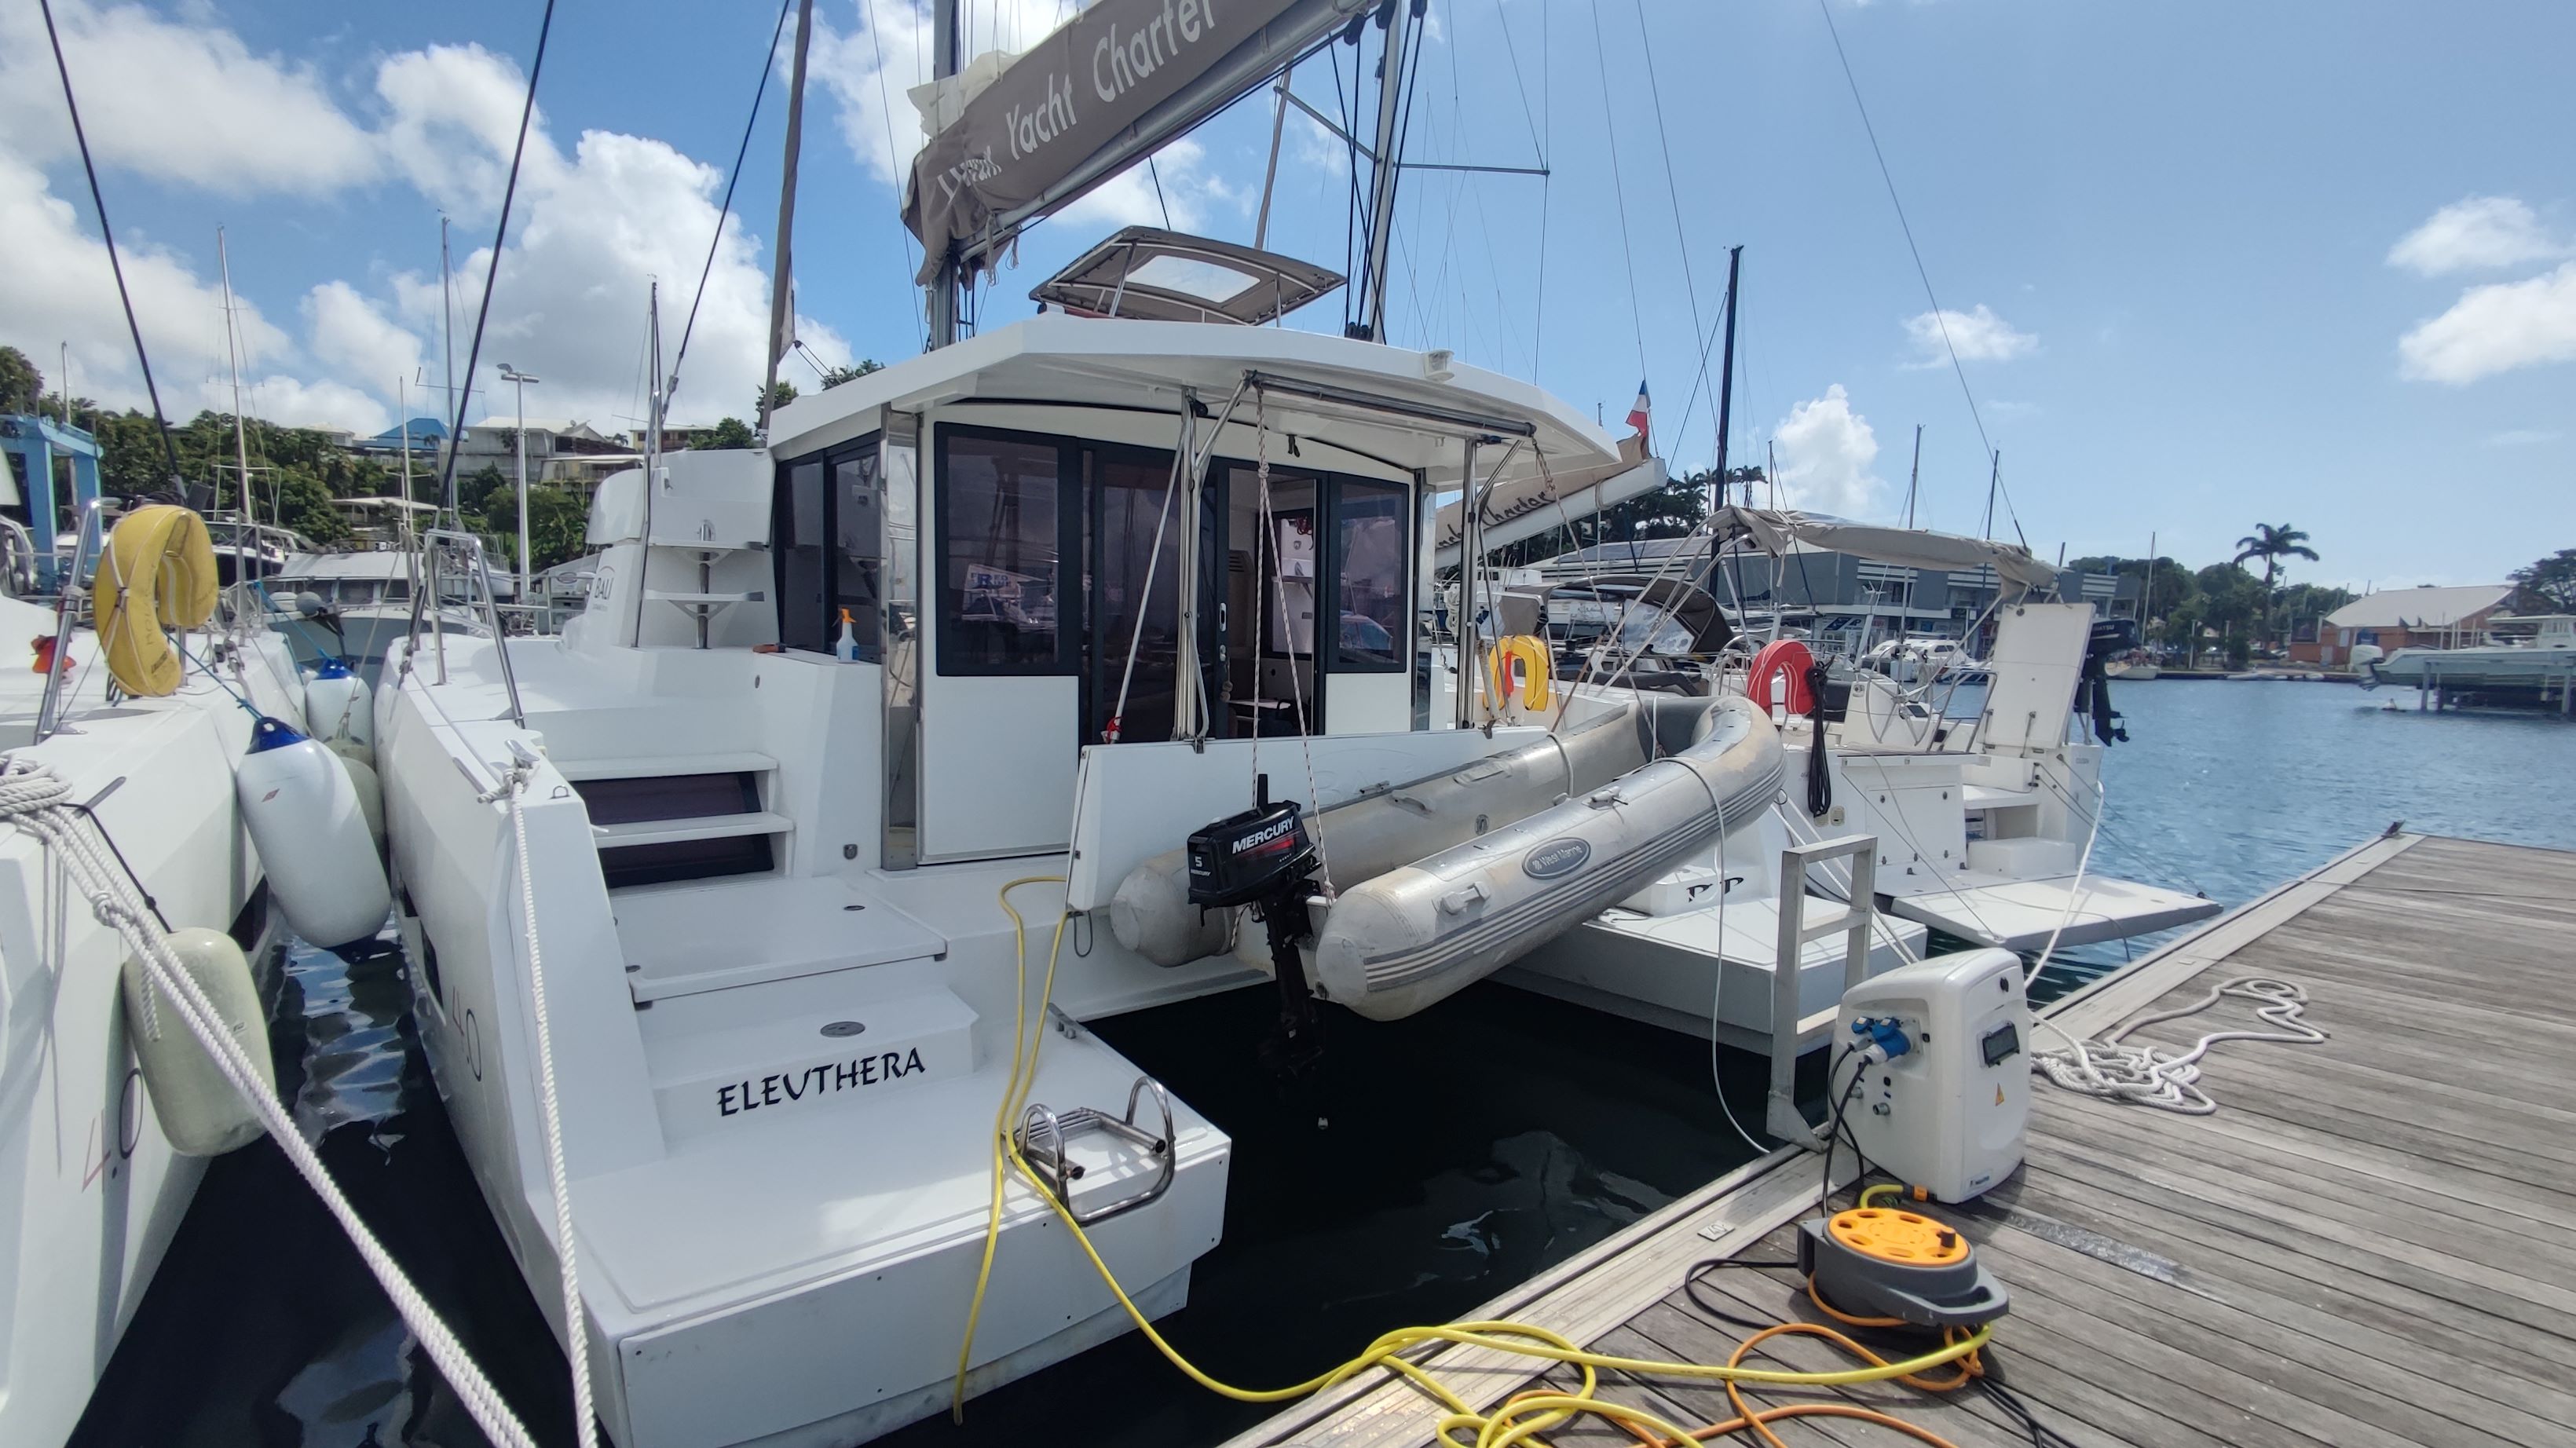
(1012, 1075, 1177, 1227)
(404, 528, 526, 728)
(33, 499, 112, 744)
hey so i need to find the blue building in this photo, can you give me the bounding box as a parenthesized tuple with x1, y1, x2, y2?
(0, 413, 104, 588)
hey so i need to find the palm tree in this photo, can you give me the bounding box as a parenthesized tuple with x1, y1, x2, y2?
(2234, 523, 2319, 650)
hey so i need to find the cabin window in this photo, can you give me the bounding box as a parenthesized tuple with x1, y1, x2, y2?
(938, 430, 1071, 675)
(1334, 479, 1407, 671)
(773, 436, 884, 659)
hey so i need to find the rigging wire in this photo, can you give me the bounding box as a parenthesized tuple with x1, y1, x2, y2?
(437, 0, 560, 517)
(1626, 0, 1714, 459)
(862, 0, 928, 337)
(1584, 0, 1652, 386)
(670, 0, 796, 406)
(38, 0, 185, 494)
(1812, 0, 2026, 540)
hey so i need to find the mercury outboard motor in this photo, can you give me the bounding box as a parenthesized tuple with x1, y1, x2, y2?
(2077, 618, 2136, 744)
(1186, 775, 1327, 1085)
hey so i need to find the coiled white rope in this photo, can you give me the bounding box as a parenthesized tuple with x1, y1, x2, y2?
(0, 755, 538, 1448)
(496, 760, 602, 1448)
(2032, 976, 2325, 1115)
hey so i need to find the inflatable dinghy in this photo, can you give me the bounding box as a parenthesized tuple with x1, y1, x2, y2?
(1312, 695, 1782, 1020)
(1111, 694, 1719, 967)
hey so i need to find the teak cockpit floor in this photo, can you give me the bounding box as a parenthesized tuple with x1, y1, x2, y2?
(1224, 832, 2576, 1448)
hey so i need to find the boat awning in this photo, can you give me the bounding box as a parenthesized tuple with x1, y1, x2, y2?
(1433, 455, 1670, 566)
(1710, 506, 2059, 596)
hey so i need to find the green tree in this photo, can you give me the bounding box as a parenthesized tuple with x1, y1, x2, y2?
(757, 379, 798, 416)
(503, 485, 587, 572)
(456, 463, 513, 521)
(2510, 548, 2576, 612)
(820, 360, 884, 389)
(692, 417, 759, 451)
(0, 346, 42, 413)
(2232, 522, 2320, 646)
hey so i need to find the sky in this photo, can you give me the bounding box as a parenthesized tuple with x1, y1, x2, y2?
(2, 0, 2570, 591)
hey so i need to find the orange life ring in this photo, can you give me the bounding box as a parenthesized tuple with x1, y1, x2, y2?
(1747, 639, 1817, 715)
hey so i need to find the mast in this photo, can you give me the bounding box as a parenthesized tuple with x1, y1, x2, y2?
(635, 281, 663, 645)
(1357, 1, 1414, 342)
(1714, 245, 1741, 499)
(1705, 245, 1741, 596)
(924, 0, 963, 349)
(763, 0, 817, 429)
(217, 227, 255, 562)
(441, 218, 459, 519)
(1904, 424, 1922, 530)
(399, 375, 413, 506)
(2145, 528, 2157, 623)
(1981, 450, 2000, 541)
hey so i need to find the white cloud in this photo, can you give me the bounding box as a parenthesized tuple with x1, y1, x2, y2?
(2398, 261, 2576, 385)
(0, 0, 375, 196)
(2387, 196, 2567, 276)
(226, 375, 392, 437)
(1901, 304, 2036, 367)
(2485, 428, 2562, 448)
(374, 42, 561, 217)
(2, 4, 845, 444)
(814, 0, 1072, 188)
(306, 281, 426, 400)
(1059, 137, 1238, 232)
(0, 151, 292, 416)
(1772, 385, 1883, 517)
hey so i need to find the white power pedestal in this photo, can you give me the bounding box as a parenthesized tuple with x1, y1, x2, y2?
(1836, 948, 2031, 1203)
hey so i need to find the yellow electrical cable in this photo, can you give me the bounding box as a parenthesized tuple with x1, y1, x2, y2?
(958, 880, 2000, 1440)
(950, 876, 1074, 1421)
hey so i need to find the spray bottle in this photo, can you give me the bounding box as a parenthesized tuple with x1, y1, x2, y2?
(836, 608, 862, 662)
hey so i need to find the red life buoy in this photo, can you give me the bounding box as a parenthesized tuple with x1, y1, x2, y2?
(1747, 639, 1817, 715)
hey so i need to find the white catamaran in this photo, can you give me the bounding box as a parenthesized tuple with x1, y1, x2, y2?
(366, 3, 2208, 1445)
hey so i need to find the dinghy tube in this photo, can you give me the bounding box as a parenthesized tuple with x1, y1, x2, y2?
(1312, 694, 1784, 1022)
(1111, 697, 1716, 968)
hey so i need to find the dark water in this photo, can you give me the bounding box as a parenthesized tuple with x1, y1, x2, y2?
(74, 679, 2576, 1448)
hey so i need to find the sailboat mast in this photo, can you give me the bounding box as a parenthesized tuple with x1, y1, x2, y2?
(1981, 450, 2000, 541)
(1905, 424, 1922, 530)
(925, 0, 963, 349)
(441, 218, 459, 518)
(763, 0, 816, 430)
(1358, 3, 1414, 342)
(1714, 245, 1741, 499)
(636, 281, 663, 645)
(216, 227, 254, 536)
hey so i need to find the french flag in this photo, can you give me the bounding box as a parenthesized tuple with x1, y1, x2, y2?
(1626, 381, 1651, 444)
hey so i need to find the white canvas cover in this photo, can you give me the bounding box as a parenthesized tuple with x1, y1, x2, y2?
(1708, 506, 2058, 596)
(1434, 456, 1670, 567)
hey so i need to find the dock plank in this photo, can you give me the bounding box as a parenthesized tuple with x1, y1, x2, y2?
(1224, 835, 2576, 1448)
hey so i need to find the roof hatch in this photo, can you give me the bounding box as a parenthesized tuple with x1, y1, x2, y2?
(1030, 227, 1344, 327)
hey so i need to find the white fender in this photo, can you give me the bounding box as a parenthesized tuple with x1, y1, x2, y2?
(302, 657, 374, 762)
(331, 744, 386, 852)
(237, 717, 392, 947)
(1312, 696, 1786, 1022)
(119, 927, 275, 1155)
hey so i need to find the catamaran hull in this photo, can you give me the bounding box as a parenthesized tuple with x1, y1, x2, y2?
(1312, 697, 1786, 1022)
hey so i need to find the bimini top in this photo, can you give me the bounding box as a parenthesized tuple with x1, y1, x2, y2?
(1031, 227, 1345, 326)
(1710, 506, 2060, 597)
(764, 313, 1623, 486)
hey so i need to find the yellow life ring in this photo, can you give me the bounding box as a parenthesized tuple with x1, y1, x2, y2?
(95, 505, 219, 697)
(1485, 633, 1553, 712)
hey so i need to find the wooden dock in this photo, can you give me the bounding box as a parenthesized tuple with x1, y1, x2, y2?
(1224, 832, 2576, 1448)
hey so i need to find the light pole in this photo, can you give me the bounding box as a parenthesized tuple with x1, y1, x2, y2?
(497, 364, 540, 603)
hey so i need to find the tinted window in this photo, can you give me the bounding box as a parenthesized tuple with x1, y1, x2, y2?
(940, 433, 1065, 673)
(1334, 479, 1407, 670)
(774, 459, 829, 652)
(834, 451, 883, 658)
